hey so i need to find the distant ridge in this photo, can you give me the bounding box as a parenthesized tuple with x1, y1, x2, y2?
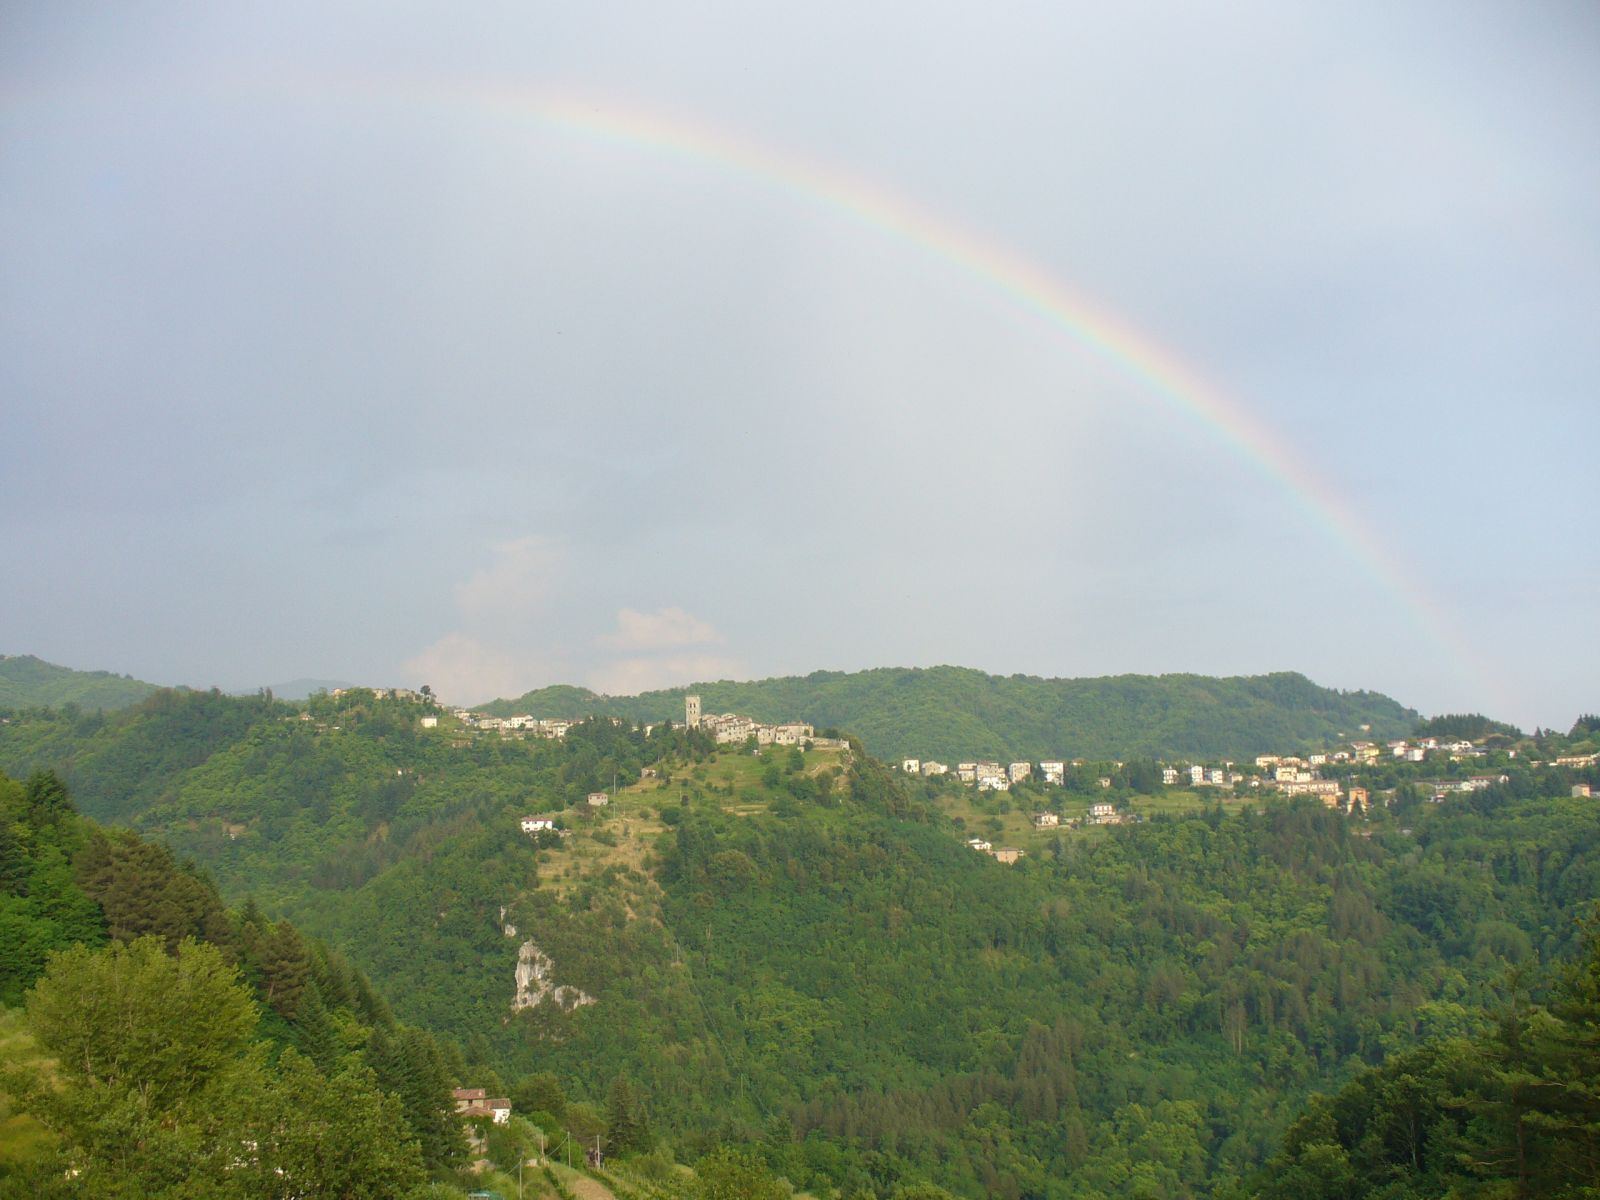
(479, 665, 1418, 762)
(0, 654, 160, 712)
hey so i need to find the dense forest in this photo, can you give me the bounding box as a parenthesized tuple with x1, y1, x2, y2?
(1, 686, 1596, 1197)
(480, 667, 1417, 762)
(1252, 921, 1600, 1199)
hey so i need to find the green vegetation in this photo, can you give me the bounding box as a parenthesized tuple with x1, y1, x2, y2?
(480, 666, 1417, 761)
(0, 654, 158, 713)
(1256, 919, 1600, 1198)
(1413, 711, 1524, 740)
(2, 686, 1597, 1197)
(9, 937, 427, 1197)
(0, 769, 468, 1196)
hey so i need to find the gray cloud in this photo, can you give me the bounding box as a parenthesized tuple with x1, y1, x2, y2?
(3, 1, 1596, 727)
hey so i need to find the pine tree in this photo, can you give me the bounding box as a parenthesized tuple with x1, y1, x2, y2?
(292, 978, 341, 1071)
(256, 918, 311, 1017)
(606, 1075, 653, 1155)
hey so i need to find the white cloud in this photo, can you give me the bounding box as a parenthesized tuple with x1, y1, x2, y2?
(399, 536, 570, 705)
(597, 606, 722, 652)
(401, 632, 533, 707)
(454, 537, 564, 620)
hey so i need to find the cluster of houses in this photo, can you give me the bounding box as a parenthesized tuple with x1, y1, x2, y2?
(455, 711, 578, 738)
(684, 695, 853, 749)
(901, 758, 1068, 789)
(906, 732, 1573, 826)
(427, 694, 844, 752)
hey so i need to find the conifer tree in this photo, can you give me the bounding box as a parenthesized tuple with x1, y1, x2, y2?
(606, 1074, 652, 1154)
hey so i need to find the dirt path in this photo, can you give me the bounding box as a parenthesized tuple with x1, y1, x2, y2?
(551, 1163, 618, 1200)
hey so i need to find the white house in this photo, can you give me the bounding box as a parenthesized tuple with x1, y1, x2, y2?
(520, 817, 556, 834)
(975, 762, 1007, 790)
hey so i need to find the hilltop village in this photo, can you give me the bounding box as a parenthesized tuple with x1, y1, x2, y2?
(327, 687, 845, 748)
(319, 687, 1597, 869)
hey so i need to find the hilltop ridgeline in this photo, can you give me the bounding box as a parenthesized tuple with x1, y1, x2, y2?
(479, 665, 1417, 762)
(0, 654, 160, 712)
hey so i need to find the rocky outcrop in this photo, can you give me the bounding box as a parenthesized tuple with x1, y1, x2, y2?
(512, 939, 594, 1012)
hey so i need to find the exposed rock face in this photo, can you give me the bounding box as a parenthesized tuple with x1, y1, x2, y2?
(512, 939, 594, 1012)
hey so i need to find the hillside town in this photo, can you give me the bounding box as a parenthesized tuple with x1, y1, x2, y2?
(902, 733, 1596, 862)
(422, 692, 846, 751)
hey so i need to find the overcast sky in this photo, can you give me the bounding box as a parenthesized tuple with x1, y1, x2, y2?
(3, 2, 1596, 728)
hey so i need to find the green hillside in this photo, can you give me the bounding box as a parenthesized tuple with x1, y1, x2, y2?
(0, 654, 159, 712)
(481, 666, 1417, 761)
(2, 687, 1595, 1197)
(0, 770, 466, 1195)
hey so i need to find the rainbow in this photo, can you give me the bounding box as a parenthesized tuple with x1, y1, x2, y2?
(8, 72, 1500, 701)
(352, 81, 1492, 694)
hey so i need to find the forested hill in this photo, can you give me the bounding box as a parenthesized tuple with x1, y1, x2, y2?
(1, 688, 1596, 1197)
(482, 666, 1417, 761)
(0, 654, 159, 712)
